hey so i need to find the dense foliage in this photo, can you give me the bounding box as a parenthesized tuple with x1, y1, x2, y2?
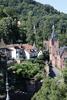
(32, 68, 67, 100)
(0, 0, 67, 99)
(0, 0, 67, 46)
(7, 60, 44, 94)
(8, 60, 44, 79)
(0, 59, 45, 97)
(32, 77, 67, 100)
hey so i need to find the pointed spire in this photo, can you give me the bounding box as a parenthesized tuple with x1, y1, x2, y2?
(51, 24, 55, 39)
(52, 24, 55, 33)
(0, 38, 6, 48)
(33, 25, 36, 46)
(33, 25, 36, 34)
(51, 24, 57, 45)
(32, 42, 36, 50)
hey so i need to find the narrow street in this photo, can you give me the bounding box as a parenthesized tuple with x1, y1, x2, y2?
(52, 67, 61, 77)
(48, 64, 62, 78)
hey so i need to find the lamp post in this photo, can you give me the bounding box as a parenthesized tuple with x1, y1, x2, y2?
(2, 53, 10, 100)
(0, 52, 10, 99)
(6, 72, 9, 100)
(5, 56, 10, 100)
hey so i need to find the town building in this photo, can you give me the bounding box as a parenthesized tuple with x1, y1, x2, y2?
(0, 41, 38, 62)
(48, 25, 67, 69)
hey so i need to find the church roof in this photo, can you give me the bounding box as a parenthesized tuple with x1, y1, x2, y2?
(59, 46, 67, 57)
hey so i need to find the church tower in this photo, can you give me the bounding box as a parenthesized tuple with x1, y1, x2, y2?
(49, 25, 59, 67)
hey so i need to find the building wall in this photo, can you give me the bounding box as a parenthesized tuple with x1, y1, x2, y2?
(10, 47, 16, 59)
(48, 39, 65, 69)
(48, 39, 58, 67)
(56, 55, 62, 69)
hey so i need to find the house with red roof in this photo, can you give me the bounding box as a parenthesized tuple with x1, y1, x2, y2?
(0, 43, 38, 62)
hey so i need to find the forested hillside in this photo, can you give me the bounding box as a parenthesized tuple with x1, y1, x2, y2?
(0, 0, 67, 46)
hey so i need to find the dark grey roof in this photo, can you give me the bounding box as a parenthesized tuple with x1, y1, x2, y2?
(51, 32, 57, 41)
(59, 46, 67, 57)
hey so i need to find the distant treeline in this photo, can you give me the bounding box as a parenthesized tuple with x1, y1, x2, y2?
(0, 0, 67, 46)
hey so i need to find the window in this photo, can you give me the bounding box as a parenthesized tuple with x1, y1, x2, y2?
(16, 49, 20, 59)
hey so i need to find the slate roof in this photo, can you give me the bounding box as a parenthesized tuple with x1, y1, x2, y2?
(51, 32, 57, 41)
(59, 46, 67, 57)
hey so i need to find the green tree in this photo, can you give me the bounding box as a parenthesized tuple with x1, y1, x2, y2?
(3, 7, 17, 17)
(0, 0, 67, 46)
(32, 77, 67, 100)
(0, 17, 20, 44)
(62, 68, 67, 83)
(8, 61, 40, 79)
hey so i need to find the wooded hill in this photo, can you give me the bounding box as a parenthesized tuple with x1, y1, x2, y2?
(0, 0, 67, 46)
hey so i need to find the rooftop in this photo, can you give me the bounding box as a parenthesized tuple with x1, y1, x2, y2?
(59, 46, 67, 57)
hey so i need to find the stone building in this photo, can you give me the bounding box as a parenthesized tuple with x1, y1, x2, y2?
(48, 25, 67, 69)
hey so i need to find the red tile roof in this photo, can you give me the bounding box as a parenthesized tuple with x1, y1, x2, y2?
(0, 44, 34, 53)
(21, 44, 33, 52)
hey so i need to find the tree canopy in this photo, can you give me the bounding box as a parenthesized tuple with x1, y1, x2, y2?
(0, 0, 67, 46)
(8, 60, 44, 79)
(32, 77, 67, 100)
